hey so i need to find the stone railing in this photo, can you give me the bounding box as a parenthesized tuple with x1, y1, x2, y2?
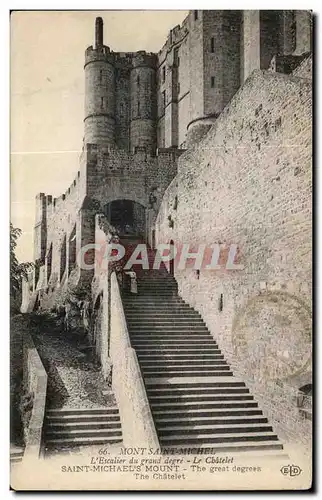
(22, 334, 48, 460)
(110, 272, 160, 448)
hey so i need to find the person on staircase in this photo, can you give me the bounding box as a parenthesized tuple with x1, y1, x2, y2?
(124, 270, 138, 294)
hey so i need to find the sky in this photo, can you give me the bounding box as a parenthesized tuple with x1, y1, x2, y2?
(10, 10, 188, 262)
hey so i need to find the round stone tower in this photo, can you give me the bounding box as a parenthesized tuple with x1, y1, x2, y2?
(84, 17, 116, 147)
(130, 51, 157, 154)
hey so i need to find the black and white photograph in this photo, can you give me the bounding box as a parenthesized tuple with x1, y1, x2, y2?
(10, 9, 312, 490)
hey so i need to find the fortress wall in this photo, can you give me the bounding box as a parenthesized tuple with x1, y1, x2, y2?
(155, 177, 177, 257)
(84, 145, 179, 211)
(33, 144, 179, 311)
(155, 69, 312, 445)
(292, 53, 312, 79)
(43, 171, 86, 290)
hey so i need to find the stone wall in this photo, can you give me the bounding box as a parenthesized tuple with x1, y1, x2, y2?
(157, 15, 190, 149)
(155, 177, 177, 265)
(91, 214, 114, 378)
(25, 143, 180, 312)
(110, 273, 160, 448)
(23, 333, 48, 460)
(155, 69, 312, 447)
(292, 53, 312, 79)
(241, 11, 260, 83)
(85, 145, 178, 208)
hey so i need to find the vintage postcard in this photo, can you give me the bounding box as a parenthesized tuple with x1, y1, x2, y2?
(10, 10, 312, 490)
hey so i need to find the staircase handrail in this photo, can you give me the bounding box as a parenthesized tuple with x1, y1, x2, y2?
(110, 272, 160, 449)
(22, 333, 48, 460)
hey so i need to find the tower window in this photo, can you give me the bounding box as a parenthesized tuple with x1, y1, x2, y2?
(138, 101, 140, 116)
(219, 294, 223, 312)
(120, 103, 124, 116)
(211, 76, 215, 88)
(137, 75, 140, 86)
(194, 10, 198, 21)
(162, 66, 166, 83)
(174, 48, 180, 67)
(162, 90, 166, 111)
(211, 37, 215, 53)
(177, 82, 180, 95)
(99, 70, 103, 83)
(101, 97, 104, 108)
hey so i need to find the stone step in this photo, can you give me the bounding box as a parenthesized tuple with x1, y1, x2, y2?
(132, 338, 213, 343)
(154, 415, 268, 425)
(123, 298, 184, 303)
(138, 354, 225, 360)
(124, 303, 186, 307)
(153, 408, 263, 419)
(135, 348, 222, 354)
(129, 326, 208, 332)
(46, 407, 119, 416)
(128, 280, 177, 284)
(46, 428, 122, 438)
(46, 421, 122, 430)
(158, 424, 273, 436)
(132, 338, 217, 344)
(134, 292, 178, 296)
(149, 394, 253, 403)
(45, 436, 123, 447)
(138, 278, 177, 282)
(10, 448, 25, 458)
(160, 441, 283, 453)
(141, 365, 231, 373)
(146, 381, 246, 389)
(127, 310, 197, 315)
(131, 337, 214, 343)
(136, 288, 177, 291)
(159, 432, 279, 446)
(126, 297, 179, 301)
(147, 387, 249, 395)
(133, 346, 220, 352)
(127, 319, 205, 325)
(130, 327, 210, 333)
(151, 401, 257, 411)
(136, 293, 178, 297)
(137, 281, 177, 284)
(125, 306, 194, 310)
(46, 414, 121, 423)
(138, 285, 178, 290)
(136, 288, 177, 292)
(130, 328, 210, 333)
(10, 452, 24, 459)
(124, 304, 187, 308)
(125, 313, 201, 318)
(131, 334, 212, 339)
(10, 452, 24, 458)
(124, 299, 185, 303)
(142, 370, 233, 378)
(138, 285, 177, 289)
(140, 359, 228, 366)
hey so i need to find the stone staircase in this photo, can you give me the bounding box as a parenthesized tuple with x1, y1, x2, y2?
(43, 407, 123, 451)
(122, 249, 286, 456)
(10, 445, 24, 466)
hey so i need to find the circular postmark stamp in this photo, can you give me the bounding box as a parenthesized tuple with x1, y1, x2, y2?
(231, 291, 312, 383)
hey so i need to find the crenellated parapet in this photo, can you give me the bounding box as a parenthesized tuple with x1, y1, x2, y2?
(84, 45, 114, 67)
(132, 51, 157, 69)
(157, 16, 190, 66)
